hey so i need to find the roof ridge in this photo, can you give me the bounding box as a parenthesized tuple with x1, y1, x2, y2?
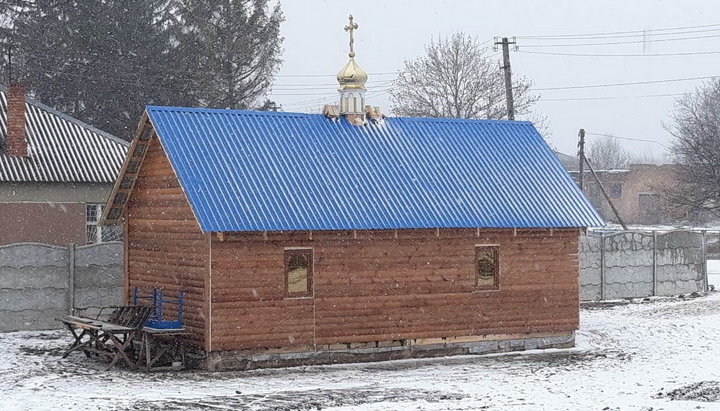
(0, 84, 129, 147)
(146, 105, 310, 118)
(146, 105, 535, 125)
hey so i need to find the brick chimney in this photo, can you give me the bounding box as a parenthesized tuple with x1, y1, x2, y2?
(6, 83, 28, 157)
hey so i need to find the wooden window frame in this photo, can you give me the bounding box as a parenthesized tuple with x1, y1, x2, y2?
(284, 248, 313, 298)
(475, 245, 500, 290)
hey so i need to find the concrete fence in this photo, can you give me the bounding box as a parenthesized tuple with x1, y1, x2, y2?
(0, 242, 123, 331)
(580, 231, 708, 301)
(0, 233, 711, 331)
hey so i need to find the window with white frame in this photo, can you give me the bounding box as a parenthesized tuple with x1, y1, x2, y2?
(86, 204, 122, 244)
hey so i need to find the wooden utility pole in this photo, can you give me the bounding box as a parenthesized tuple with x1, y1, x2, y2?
(494, 37, 517, 120)
(578, 129, 585, 191)
(6, 43, 12, 84)
(584, 156, 629, 230)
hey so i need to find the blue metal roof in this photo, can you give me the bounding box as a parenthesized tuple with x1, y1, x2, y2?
(145, 106, 604, 232)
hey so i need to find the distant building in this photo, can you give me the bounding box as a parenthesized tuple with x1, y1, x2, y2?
(0, 84, 128, 246)
(554, 151, 579, 172)
(569, 164, 684, 225)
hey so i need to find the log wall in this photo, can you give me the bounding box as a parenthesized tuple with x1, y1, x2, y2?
(210, 228, 580, 352)
(126, 137, 209, 348)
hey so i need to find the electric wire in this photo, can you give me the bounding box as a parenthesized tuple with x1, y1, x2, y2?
(518, 49, 720, 57)
(586, 132, 670, 149)
(534, 75, 718, 91)
(521, 33, 720, 48)
(518, 22, 720, 39)
(539, 92, 686, 102)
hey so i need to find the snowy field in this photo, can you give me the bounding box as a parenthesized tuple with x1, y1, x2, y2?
(1, 265, 720, 410)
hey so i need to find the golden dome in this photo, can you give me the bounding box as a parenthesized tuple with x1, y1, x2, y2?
(337, 58, 368, 90)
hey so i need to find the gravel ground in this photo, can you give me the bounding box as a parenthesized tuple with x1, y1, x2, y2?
(2, 289, 720, 410)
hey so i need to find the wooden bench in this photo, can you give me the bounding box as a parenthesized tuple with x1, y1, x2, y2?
(59, 305, 154, 370)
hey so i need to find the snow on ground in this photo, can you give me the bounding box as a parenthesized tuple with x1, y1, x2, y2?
(3, 287, 720, 409)
(708, 260, 720, 290)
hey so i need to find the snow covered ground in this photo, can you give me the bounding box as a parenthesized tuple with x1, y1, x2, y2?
(708, 260, 720, 290)
(2, 266, 720, 410)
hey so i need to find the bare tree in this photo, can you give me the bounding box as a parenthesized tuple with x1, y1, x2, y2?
(664, 79, 720, 217)
(389, 32, 539, 121)
(586, 135, 630, 170)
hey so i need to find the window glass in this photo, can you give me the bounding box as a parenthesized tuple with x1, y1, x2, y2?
(476, 246, 499, 288)
(86, 204, 122, 244)
(286, 249, 312, 295)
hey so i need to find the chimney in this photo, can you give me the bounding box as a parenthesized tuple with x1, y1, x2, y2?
(6, 83, 28, 157)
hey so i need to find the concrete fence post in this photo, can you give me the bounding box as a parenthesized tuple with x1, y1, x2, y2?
(652, 231, 657, 297)
(600, 233, 605, 301)
(702, 230, 708, 292)
(68, 243, 76, 315)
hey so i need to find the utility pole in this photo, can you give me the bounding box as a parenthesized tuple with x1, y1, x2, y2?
(578, 129, 585, 191)
(6, 43, 12, 85)
(583, 156, 629, 230)
(494, 37, 517, 120)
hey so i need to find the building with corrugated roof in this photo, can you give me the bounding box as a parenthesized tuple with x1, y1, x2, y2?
(0, 84, 128, 245)
(102, 17, 603, 370)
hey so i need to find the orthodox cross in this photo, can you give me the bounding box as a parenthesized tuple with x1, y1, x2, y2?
(344, 15, 358, 58)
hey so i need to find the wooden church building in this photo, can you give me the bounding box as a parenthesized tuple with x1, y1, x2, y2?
(102, 18, 603, 371)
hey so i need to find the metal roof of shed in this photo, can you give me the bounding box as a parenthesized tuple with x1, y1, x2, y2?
(146, 106, 604, 232)
(0, 87, 128, 183)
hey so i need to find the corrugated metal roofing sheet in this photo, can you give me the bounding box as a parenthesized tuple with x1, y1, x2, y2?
(0, 87, 128, 183)
(146, 106, 604, 231)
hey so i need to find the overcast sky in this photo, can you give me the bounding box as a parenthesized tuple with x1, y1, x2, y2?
(266, 0, 719, 159)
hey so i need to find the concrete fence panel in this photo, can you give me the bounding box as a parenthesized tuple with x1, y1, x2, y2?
(603, 232, 654, 300)
(0, 242, 123, 331)
(655, 231, 705, 296)
(74, 242, 123, 317)
(579, 235, 602, 300)
(580, 230, 708, 301)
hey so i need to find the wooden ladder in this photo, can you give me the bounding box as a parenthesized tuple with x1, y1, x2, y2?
(101, 114, 154, 226)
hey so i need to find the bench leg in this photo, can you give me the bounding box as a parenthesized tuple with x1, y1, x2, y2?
(105, 331, 138, 370)
(62, 324, 92, 359)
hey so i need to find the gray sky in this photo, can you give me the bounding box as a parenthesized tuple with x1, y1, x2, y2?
(267, 0, 718, 158)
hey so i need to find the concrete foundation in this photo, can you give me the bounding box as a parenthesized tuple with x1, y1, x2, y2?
(203, 332, 575, 371)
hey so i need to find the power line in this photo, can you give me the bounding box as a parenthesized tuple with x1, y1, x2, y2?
(275, 71, 397, 78)
(272, 79, 394, 88)
(282, 89, 390, 111)
(270, 88, 392, 96)
(272, 80, 395, 92)
(17, 47, 400, 84)
(518, 49, 720, 57)
(534, 74, 718, 91)
(519, 26, 720, 41)
(586, 131, 670, 149)
(522, 33, 720, 48)
(517, 22, 720, 39)
(539, 92, 686, 102)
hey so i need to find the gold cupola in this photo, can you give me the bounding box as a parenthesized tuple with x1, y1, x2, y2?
(337, 15, 367, 119)
(337, 58, 368, 90)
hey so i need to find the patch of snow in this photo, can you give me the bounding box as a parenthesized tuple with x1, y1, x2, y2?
(708, 260, 720, 290)
(2, 294, 720, 409)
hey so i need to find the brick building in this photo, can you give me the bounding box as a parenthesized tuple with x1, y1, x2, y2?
(570, 164, 683, 225)
(0, 84, 128, 246)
